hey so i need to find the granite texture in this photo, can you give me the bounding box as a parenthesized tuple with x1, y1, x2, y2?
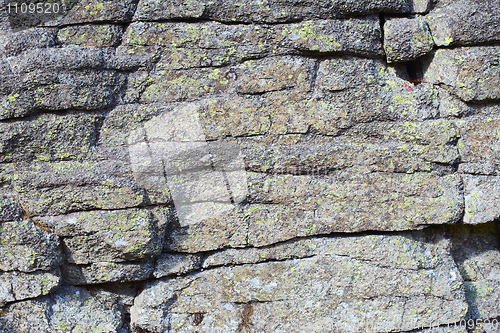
(1, 0, 500, 332)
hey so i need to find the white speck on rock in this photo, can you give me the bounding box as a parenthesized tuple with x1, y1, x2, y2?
(115, 239, 129, 247)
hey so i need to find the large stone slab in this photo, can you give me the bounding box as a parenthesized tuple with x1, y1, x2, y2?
(238, 126, 459, 174)
(163, 171, 463, 252)
(121, 18, 383, 72)
(0, 112, 101, 163)
(6, 47, 108, 73)
(154, 253, 201, 278)
(245, 172, 463, 246)
(315, 56, 441, 122)
(134, 0, 412, 23)
(426, 0, 500, 47)
(235, 56, 316, 95)
(132, 231, 468, 332)
(202, 229, 455, 269)
(0, 68, 124, 120)
(424, 46, 500, 102)
(99, 103, 172, 147)
(164, 205, 248, 253)
(139, 55, 316, 103)
(0, 46, 126, 121)
(12, 160, 149, 216)
(44, 0, 138, 26)
(57, 24, 123, 47)
(0, 27, 56, 57)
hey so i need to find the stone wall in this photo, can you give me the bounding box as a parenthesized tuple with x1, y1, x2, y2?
(0, 0, 500, 332)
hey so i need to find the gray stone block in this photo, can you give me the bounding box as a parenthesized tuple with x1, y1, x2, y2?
(384, 17, 434, 63)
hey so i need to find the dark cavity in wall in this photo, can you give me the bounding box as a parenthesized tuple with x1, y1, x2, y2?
(404, 58, 425, 84)
(379, 13, 386, 43)
(392, 57, 426, 84)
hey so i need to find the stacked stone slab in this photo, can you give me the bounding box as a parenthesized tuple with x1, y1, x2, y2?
(0, 0, 500, 332)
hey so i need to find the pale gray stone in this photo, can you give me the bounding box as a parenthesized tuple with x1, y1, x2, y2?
(44, 0, 138, 26)
(0, 286, 126, 332)
(244, 172, 463, 247)
(0, 68, 125, 120)
(463, 175, 500, 225)
(204, 230, 452, 269)
(121, 18, 384, 70)
(12, 161, 149, 216)
(0, 113, 102, 163)
(132, 231, 468, 333)
(413, 0, 433, 13)
(57, 24, 123, 47)
(0, 27, 56, 57)
(315, 56, 441, 121)
(1, 0, 500, 329)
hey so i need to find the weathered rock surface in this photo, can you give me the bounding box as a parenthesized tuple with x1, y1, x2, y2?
(40, 208, 169, 264)
(244, 172, 463, 247)
(0, 67, 125, 120)
(457, 116, 500, 175)
(132, 230, 468, 332)
(12, 160, 148, 216)
(424, 46, 500, 102)
(2, 0, 500, 331)
(44, 0, 138, 26)
(0, 27, 56, 57)
(0, 270, 60, 306)
(451, 223, 500, 321)
(57, 24, 123, 47)
(62, 260, 154, 285)
(463, 175, 500, 225)
(122, 18, 384, 66)
(133, 0, 412, 23)
(384, 17, 434, 63)
(313, 56, 441, 121)
(0, 196, 21, 222)
(0, 219, 61, 272)
(153, 253, 201, 278)
(426, 0, 500, 47)
(0, 112, 102, 163)
(413, 0, 433, 13)
(0, 286, 128, 332)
